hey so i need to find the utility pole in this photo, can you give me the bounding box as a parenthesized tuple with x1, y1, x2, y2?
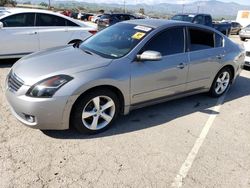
(123, 0, 126, 13)
(48, 0, 51, 10)
(182, 0, 185, 14)
(197, 5, 200, 13)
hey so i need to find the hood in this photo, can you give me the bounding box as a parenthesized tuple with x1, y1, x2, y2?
(12, 45, 112, 86)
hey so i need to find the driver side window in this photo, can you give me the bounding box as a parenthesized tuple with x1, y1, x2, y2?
(143, 27, 185, 56)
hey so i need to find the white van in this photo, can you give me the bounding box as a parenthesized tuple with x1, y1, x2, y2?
(236, 10, 250, 28)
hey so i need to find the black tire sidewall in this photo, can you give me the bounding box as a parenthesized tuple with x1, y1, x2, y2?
(210, 67, 232, 98)
(71, 89, 120, 134)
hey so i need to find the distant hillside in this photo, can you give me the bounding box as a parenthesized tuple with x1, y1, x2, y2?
(17, 0, 250, 18)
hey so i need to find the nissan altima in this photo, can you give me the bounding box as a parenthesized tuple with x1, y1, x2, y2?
(5, 19, 245, 134)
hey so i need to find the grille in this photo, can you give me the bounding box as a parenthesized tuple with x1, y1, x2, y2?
(8, 72, 24, 92)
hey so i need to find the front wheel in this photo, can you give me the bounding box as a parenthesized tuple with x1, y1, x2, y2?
(209, 68, 232, 97)
(71, 89, 120, 134)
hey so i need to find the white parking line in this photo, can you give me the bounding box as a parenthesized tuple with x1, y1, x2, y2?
(171, 93, 227, 188)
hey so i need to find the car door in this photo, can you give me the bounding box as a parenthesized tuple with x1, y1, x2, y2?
(186, 27, 225, 91)
(0, 13, 39, 57)
(36, 13, 73, 50)
(130, 27, 189, 104)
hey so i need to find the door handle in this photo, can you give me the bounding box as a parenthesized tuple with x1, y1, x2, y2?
(216, 54, 225, 59)
(177, 63, 186, 69)
(27, 31, 37, 35)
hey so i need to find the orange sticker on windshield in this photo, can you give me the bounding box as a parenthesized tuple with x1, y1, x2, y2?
(132, 32, 146, 40)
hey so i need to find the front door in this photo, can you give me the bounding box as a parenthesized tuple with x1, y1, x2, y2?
(0, 13, 39, 57)
(130, 27, 189, 104)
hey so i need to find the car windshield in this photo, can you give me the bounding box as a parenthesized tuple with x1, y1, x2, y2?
(172, 15, 194, 22)
(80, 23, 153, 59)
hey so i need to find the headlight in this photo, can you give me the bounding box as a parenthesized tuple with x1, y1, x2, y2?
(26, 75, 73, 98)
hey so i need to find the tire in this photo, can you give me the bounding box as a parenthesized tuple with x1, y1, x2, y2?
(71, 89, 120, 134)
(240, 37, 245, 41)
(209, 67, 232, 97)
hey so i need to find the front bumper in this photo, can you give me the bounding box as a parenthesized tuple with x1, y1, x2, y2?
(5, 85, 70, 130)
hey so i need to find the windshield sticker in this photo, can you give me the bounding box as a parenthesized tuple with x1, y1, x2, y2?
(134, 25, 152, 32)
(132, 32, 146, 40)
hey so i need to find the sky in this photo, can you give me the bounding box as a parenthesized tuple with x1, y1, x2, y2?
(78, 0, 250, 6)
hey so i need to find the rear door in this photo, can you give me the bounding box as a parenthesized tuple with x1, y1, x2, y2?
(36, 13, 73, 50)
(186, 27, 225, 90)
(130, 27, 189, 104)
(0, 13, 39, 57)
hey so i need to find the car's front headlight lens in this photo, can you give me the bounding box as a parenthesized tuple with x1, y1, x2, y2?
(26, 75, 73, 98)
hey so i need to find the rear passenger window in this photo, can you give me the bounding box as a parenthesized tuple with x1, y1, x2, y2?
(143, 27, 185, 56)
(189, 28, 214, 51)
(36, 13, 66, 26)
(215, 33, 223, 48)
(1, 13, 35, 27)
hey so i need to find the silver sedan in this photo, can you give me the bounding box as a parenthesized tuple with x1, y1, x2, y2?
(5, 19, 245, 134)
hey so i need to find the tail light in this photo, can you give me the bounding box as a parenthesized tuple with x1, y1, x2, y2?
(88, 30, 97, 35)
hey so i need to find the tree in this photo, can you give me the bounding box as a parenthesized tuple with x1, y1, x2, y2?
(40, 2, 48, 7)
(0, 0, 17, 6)
(139, 8, 145, 15)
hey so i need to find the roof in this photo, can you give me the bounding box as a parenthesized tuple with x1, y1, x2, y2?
(0, 8, 95, 28)
(174, 13, 211, 16)
(123, 19, 189, 29)
(0, 8, 60, 15)
(123, 19, 221, 35)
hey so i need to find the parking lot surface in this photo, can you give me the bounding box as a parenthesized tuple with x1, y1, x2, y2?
(0, 36, 250, 188)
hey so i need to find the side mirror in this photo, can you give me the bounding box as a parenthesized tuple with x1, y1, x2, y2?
(0, 22, 3, 29)
(137, 50, 162, 61)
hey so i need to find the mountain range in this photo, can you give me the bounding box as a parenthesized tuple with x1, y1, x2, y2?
(17, 0, 250, 18)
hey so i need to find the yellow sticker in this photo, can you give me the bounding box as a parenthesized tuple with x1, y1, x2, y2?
(132, 32, 146, 40)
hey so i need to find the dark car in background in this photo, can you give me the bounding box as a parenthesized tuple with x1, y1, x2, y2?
(171, 13, 231, 36)
(81, 13, 94, 21)
(230, 21, 242, 35)
(239, 24, 250, 41)
(97, 13, 137, 30)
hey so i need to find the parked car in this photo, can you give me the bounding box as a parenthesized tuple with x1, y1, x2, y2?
(171, 13, 232, 36)
(239, 24, 250, 41)
(97, 13, 137, 30)
(80, 13, 94, 21)
(0, 8, 97, 59)
(244, 41, 250, 67)
(5, 19, 244, 134)
(91, 14, 102, 23)
(230, 21, 242, 35)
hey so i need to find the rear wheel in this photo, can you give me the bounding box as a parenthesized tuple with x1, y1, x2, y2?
(209, 67, 232, 97)
(71, 89, 120, 134)
(240, 37, 245, 41)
